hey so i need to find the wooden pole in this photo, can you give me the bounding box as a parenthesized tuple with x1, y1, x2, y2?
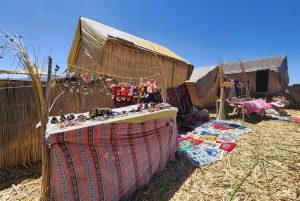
(41, 56, 52, 200)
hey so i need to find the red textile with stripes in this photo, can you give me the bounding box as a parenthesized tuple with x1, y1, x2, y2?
(47, 117, 179, 201)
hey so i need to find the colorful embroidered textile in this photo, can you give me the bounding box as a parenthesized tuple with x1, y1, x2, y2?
(173, 86, 185, 113)
(179, 83, 193, 110)
(47, 117, 179, 201)
(166, 87, 181, 113)
(180, 120, 249, 166)
(152, 90, 163, 103)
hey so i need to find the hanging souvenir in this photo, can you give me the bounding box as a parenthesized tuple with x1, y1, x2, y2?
(70, 76, 77, 92)
(77, 73, 82, 92)
(99, 74, 105, 92)
(125, 84, 131, 101)
(64, 77, 70, 87)
(111, 83, 117, 99)
(54, 65, 60, 74)
(63, 68, 70, 87)
(89, 76, 95, 94)
(82, 73, 90, 86)
(105, 77, 113, 95)
(115, 84, 121, 102)
(51, 79, 56, 88)
(82, 85, 89, 95)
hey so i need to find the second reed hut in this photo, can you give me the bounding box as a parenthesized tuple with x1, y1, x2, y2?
(186, 55, 289, 108)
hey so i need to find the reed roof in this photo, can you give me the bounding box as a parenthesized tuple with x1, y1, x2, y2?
(187, 65, 218, 83)
(68, 17, 191, 67)
(224, 55, 288, 83)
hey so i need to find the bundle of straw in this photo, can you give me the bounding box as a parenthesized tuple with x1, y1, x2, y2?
(217, 63, 228, 120)
(239, 61, 251, 99)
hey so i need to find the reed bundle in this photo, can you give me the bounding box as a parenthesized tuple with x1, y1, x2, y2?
(217, 63, 228, 120)
(239, 61, 251, 98)
(0, 32, 50, 200)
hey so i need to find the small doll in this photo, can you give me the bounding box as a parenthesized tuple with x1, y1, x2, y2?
(99, 74, 105, 92)
(111, 83, 117, 99)
(237, 79, 244, 97)
(59, 110, 66, 123)
(115, 85, 122, 102)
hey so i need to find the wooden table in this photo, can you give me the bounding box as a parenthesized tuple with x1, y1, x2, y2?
(216, 99, 269, 121)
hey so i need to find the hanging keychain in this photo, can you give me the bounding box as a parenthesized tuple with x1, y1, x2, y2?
(89, 75, 95, 94)
(99, 74, 105, 92)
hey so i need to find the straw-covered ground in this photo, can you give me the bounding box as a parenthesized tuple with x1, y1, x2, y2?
(1, 108, 300, 201)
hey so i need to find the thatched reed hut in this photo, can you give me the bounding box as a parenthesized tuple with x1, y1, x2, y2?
(288, 84, 300, 104)
(185, 66, 219, 108)
(224, 55, 289, 97)
(68, 17, 194, 105)
(186, 55, 289, 108)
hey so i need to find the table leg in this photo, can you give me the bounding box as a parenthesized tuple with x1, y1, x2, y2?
(242, 105, 245, 121)
(216, 100, 218, 116)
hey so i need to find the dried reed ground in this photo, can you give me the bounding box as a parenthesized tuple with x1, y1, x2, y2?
(0, 108, 300, 201)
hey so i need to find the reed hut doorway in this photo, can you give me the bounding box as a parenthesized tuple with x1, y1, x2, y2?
(256, 70, 269, 92)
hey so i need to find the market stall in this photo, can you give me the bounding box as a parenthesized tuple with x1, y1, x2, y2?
(46, 105, 179, 200)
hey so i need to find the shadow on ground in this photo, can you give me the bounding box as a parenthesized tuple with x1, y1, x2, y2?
(0, 162, 41, 191)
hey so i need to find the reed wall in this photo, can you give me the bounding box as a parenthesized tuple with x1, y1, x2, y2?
(0, 79, 116, 168)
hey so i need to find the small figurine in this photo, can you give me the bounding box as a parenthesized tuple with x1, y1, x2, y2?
(67, 113, 75, 121)
(51, 116, 59, 124)
(89, 108, 97, 118)
(59, 110, 66, 122)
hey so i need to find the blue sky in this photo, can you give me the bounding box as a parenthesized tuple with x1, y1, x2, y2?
(0, 0, 299, 85)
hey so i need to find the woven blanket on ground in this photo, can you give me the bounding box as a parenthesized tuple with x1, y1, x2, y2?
(179, 120, 250, 166)
(47, 117, 179, 201)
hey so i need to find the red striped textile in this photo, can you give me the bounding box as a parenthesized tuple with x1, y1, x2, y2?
(47, 117, 179, 201)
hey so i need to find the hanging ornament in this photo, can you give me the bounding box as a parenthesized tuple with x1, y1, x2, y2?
(105, 77, 113, 95)
(70, 76, 77, 92)
(99, 74, 105, 92)
(89, 76, 95, 94)
(83, 73, 90, 86)
(64, 77, 70, 87)
(54, 65, 60, 74)
(70, 83, 75, 92)
(77, 73, 82, 92)
(82, 85, 89, 95)
(51, 79, 56, 88)
(111, 83, 117, 99)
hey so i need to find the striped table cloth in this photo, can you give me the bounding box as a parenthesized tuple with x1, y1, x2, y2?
(47, 117, 179, 201)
